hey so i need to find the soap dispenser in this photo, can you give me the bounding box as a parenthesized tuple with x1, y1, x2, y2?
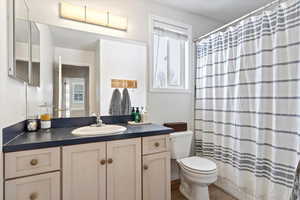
(135, 107, 141, 123)
(131, 107, 136, 120)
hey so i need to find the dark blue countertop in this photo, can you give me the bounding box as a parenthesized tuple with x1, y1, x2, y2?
(3, 124, 173, 152)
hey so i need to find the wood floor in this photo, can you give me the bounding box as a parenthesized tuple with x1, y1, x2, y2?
(171, 184, 237, 200)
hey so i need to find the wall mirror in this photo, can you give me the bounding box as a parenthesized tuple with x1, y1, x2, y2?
(30, 22, 41, 86)
(9, 0, 147, 118)
(22, 22, 147, 118)
(8, 0, 41, 87)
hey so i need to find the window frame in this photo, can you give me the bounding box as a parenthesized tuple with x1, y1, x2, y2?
(149, 15, 192, 93)
(72, 81, 85, 104)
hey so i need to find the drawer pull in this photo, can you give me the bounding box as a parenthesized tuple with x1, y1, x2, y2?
(29, 192, 38, 200)
(154, 142, 160, 147)
(30, 159, 38, 166)
(143, 165, 149, 170)
(100, 159, 106, 165)
(107, 158, 113, 164)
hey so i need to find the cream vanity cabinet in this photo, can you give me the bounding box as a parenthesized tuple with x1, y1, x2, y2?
(63, 138, 142, 200)
(4, 135, 170, 200)
(4, 147, 61, 200)
(142, 135, 171, 200)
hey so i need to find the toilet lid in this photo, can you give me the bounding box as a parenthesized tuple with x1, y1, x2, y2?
(179, 157, 217, 173)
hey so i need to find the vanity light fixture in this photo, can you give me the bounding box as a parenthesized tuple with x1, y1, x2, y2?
(60, 1, 85, 22)
(86, 7, 107, 26)
(59, 1, 128, 31)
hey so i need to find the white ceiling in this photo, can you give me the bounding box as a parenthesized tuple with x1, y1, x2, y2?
(152, 0, 276, 23)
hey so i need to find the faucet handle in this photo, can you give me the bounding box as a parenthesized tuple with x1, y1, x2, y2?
(97, 113, 103, 125)
(91, 113, 98, 117)
(91, 113, 101, 119)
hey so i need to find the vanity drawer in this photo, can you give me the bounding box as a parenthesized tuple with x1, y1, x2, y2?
(5, 147, 60, 179)
(5, 172, 60, 200)
(142, 135, 170, 155)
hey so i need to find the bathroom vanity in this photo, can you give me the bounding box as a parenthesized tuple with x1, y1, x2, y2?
(4, 1, 170, 199)
(2, 118, 173, 200)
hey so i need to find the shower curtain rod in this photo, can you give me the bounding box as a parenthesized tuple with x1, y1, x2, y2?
(194, 0, 283, 43)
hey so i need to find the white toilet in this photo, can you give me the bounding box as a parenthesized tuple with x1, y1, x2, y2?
(170, 131, 217, 200)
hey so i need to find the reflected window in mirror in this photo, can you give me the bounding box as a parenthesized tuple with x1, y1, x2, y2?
(72, 81, 85, 104)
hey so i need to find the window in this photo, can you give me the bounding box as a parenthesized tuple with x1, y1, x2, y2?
(72, 82, 85, 104)
(150, 16, 191, 92)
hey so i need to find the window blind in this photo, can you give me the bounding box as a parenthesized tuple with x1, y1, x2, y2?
(153, 20, 188, 41)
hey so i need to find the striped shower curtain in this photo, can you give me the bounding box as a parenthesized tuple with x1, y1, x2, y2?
(195, 0, 300, 199)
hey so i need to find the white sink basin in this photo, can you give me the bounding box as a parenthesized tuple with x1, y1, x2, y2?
(72, 125, 127, 136)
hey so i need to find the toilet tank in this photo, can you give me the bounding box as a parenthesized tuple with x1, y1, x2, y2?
(169, 131, 193, 159)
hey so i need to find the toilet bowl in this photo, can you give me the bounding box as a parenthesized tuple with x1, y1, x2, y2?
(178, 156, 217, 200)
(169, 131, 217, 200)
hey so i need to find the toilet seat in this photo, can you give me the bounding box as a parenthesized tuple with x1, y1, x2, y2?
(179, 156, 217, 175)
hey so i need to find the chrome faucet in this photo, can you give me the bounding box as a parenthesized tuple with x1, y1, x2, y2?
(91, 113, 103, 127)
(96, 114, 103, 127)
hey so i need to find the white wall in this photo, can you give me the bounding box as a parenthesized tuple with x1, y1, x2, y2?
(0, 15, 54, 199)
(54, 47, 97, 114)
(25, 0, 222, 128)
(0, 5, 27, 128)
(1, 1, 27, 199)
(100, 39, 147, 115)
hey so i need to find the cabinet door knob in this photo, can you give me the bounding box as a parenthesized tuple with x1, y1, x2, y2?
(107, 158, 113, 164)
(100, 159, 106, 165)
(30, 159, 38, 166)
(143, 165, 149, 170)
(30, 192, 38, 200)
(154, 142, 160, 147)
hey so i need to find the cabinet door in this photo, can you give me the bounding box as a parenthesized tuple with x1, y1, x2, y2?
(107, 138, 142, 200)
(63, 142, 106, 200)
(143, 152, 171, 200)
(5, 172, 60, 200)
